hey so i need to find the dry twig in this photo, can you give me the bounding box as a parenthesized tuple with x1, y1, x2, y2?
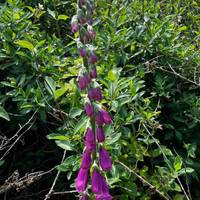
(44, 150, 67, 200)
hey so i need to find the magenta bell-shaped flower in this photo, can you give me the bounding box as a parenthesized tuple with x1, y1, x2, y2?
(78, 75, 91, 90)
(89, 52, 97, 64)
(81, 151, 92, 169)
(76, 168, 88, 192)
(95, 174, 112, 200)
(92, 168, 112, 197)
(95, 194, 112, 200)
(96, 127, 105, 142)
(101, 110, 112, 124)
(88, 88, 102, 101)
(91, 168, 104, 194)
(99, 148, 112, 171)
(84, 128, 96, 152)
(85, 103, 94, 117)
(85, 128, 95, 143)
(78, 76, 87, 90)
(79, 48, 87, 57)
(90, 67, 97, 78)
(95, 111, 104, 126)
(85, 74, 91, 85)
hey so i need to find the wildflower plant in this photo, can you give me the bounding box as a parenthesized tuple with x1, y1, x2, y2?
(71, 0, 112, 199)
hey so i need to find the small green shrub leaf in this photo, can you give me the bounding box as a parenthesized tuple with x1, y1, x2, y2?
(15, 40, 34, 51)
(0, 106, 10, 121)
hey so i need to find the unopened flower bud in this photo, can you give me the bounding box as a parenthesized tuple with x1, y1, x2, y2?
(79, 48, 87, 57)
(78, 76, 87, 90)
(96, 127, 105, 142)
(84, 128, 96, 152)
(71, 23, 79, 33)
(71, 15, 79, 33)
(85, 74, 91, 84)
(101, 110, 112, 124)
(88, 88, 102, 101)
(89, 52, 97, 64)
(95, 111, 104, 126)
(85, 103, 94, 117)
(90, 67, 97, 78)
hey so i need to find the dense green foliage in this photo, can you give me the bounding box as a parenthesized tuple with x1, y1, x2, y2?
(0, 0, 199, 199)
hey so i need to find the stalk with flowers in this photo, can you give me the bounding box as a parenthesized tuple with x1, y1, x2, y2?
(71, 0, 113, 200)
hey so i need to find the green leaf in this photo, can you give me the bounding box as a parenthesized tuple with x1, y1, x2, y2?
(47, 133, 68, 141)
(177, 167, 194, 176)
(56, 155, 80, 172)
(47, 8, 56, 19)
(106, 132, 121, 145)
(54, 86, 68, 100)
(15, 40, 34, 51)
(55, 140, 74, 151)
(0, 106, 10, 121)
(74, 116, 90, 134)
(44, 76, 56, 96)
(107, 69, 117, 82)
(57, 15, 69, 20)
(173, 194, 185, 200)
(174, 156, 182, 172)
(69, 107, 83, 118)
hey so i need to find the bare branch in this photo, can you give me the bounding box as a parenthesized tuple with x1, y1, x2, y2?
(44, 150, 67, 200)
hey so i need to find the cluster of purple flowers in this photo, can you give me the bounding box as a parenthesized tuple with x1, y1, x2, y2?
(71, 0, 113, 199)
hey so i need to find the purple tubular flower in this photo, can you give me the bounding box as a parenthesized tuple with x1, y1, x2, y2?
(96, 127, 105, 142)
(78, 76, 87, 90)
(85, 103, 94, 117)
(85, 128, 95, 143)
(95, 111, 104, 126)
(84, 128, 96, 152)
(71, 23, 79, 33)
(91, 168, 104, 194)
(85, 75, 91, 85)
(95, 194, 112, 200)
(76, 168, 88, 192)
(79, 48, 87, 57)
(88, 88, 102, 101)
(78, 75, 91, 90)
(81, 151, 92, 169)
(90, 67, 97, 78)
(85, 141, 96, 152)
(101, 110, 112, 124)
(99, 148, 112, 171)
(89, 52, 97, 64)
